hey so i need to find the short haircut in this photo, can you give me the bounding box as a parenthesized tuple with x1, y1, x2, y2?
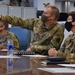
(46, 5, 60, 21)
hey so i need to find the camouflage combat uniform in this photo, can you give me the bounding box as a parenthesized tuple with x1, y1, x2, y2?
(0, 31, 19, 50)
(1, 15, 64, 54)
(58, 34, 75, 56)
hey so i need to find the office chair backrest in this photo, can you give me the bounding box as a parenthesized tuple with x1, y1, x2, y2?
(58, 21, 65, 30)
(10, 26, 31, 50)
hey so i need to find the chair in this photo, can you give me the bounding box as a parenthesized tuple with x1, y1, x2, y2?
(58, 21, 65, 30)
(10, 26, 31, 50)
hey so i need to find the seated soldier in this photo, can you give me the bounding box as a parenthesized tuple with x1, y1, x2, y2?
(0, 20, 20, 50)
(0, 20, 20, 71)
(48, 11, 75, 61)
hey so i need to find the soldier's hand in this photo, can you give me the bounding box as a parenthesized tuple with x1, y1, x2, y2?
(26, 47, 32, 51)
(27, 45, 35, 51)
(48, 48, 57, 56)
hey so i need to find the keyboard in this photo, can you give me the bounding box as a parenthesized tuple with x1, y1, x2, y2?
(14, 51, 35, 55)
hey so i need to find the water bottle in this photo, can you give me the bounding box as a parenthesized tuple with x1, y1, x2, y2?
(7, 58, 13, 72)
(7, 37, 14, 56)
(7, 37, 14, 72)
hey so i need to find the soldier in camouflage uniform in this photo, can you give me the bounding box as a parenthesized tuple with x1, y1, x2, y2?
(48, 11, 75, 59)
(0, 20, 20, 50)
(0, 20, 20, 71)
(0, 5, 64, 54)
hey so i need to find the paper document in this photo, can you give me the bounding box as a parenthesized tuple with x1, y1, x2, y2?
(22, 55, 47, 58)
(38, 68, 75, 73)
(58, 64, 75, 67)
(0, 55, 20, 58)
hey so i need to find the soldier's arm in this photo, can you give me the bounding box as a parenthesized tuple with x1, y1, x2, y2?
(31, 25, 64, 53)
(50, 31, 64, 50)
(28, 30, 64, 54)
(11, 33, 20, 50)
(1, 15, 40, 31)
(57, 34, 73, 56)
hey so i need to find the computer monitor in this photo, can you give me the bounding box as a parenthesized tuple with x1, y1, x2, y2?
(58, 13, 68, 21)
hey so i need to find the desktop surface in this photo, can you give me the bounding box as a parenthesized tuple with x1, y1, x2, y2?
(0, 54, 75, 75)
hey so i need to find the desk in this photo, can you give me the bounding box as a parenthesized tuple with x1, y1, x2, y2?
(0, 56, 32, 75)
(0, 55, 75, 75)
(25, 55, 75, 75)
